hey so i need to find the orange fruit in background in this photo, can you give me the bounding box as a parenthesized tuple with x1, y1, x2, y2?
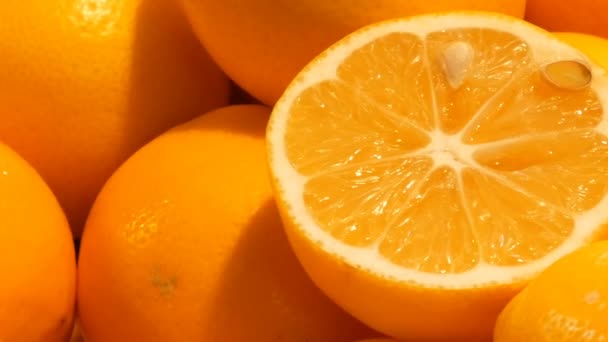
(526, 0, 608, 39)
(0, 0, 230, 236)
(494, 241, 608, 341)
(77, 105, 374, 342)
(228, 81, 261, 105)
(0, 143, 76, 341)
(178, 0, 526, 106)
(554, 32, 608, 70)
(267, 12, 608, 341)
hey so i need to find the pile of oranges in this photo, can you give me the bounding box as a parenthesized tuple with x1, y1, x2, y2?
(1, 0, 607, 341)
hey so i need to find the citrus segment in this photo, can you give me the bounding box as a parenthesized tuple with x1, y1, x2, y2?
(426, 29, 531, 134)
(475, 130, 608, 213)
(461, 167, 573, 266)
(462, 68, 602, 144)
(268, 12, 608, 340)
(336, 32, 435, 132)
(304, 156, 434, 248)
(376, 166, 477, 273)
(287, 80, 431, 176)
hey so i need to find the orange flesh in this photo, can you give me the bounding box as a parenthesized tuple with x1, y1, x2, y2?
(284, 28, 608, 274)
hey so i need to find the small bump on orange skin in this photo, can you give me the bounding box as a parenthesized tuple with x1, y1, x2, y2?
(77, 105, 375, 342)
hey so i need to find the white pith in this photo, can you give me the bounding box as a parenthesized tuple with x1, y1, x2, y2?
(267, 13, 608, 289)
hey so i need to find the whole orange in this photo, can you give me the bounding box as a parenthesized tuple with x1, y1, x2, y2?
(0, 0, 230, 236)
(0, 143, 76, 341)
(178, 0, 526, 105)
(526, 0, 608, 38)
(77, 105, 374, 342)
(494, 241, 608, 341)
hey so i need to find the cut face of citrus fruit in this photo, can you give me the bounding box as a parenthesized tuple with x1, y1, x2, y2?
(267, 12, 608, 341)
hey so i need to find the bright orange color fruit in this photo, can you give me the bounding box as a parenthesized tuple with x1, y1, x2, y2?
(0, 143, 76, 342)
(494, 241, 608, 341)
(527, 0, 608, 38)
(178, 0, 526, 105)
(69, 321, 85, 342)
(554, 32, 608, 70)
(0, 0, 230, 236)
(267, 12, 608, 341)
(77, 105, 374, 342)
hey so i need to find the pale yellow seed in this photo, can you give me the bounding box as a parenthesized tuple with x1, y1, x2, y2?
(542, 60, 592, 90)
(440, 41, 474, 89)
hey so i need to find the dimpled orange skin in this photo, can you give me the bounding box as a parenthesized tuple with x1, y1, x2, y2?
(0, 0, 230, 236)
(0, 143, 76, 342)
(494, 240, 608, 342)
(178, 0, 526, 106)
(77, 105, 375, 342)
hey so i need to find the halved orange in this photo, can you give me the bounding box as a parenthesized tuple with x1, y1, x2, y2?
(267, 12, 608, 341)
